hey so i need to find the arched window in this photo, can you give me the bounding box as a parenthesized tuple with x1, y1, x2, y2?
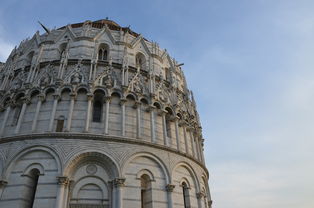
(98, 44, 109, 61)
(28, 168, 40, 208)
(140, 174, 152, 208)
(56, 116, 65, 132)
(182, 182, 190, 208)
(93, 93, 103, 123)
(136, 53, 146, 70)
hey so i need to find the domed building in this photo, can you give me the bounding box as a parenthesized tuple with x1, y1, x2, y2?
(0, 19, 212, 208)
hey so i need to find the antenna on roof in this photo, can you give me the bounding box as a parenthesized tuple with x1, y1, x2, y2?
(38, 21, 50, 34)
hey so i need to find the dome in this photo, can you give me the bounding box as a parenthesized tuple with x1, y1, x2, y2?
(0, 19, 212, 208)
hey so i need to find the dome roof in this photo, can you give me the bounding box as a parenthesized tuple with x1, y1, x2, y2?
(58, 19, 141, 38)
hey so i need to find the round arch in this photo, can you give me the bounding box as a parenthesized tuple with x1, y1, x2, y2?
(3, 145, 62, 180)
(172, 161, 201, 192)
(63, 150, 120, 179)
(121, 152, 170, 184)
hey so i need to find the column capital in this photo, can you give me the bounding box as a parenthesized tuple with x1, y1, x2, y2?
(57, 176, 69, 185)
(37, 93, 46, 101)
(165, 184, 175, 192)
(53, 93, 61, 100)
(69, 92, 77, 99)
(22, 96, 31, 105)
(119, 98, 127, 105)
(87, 93, 93, 100)
(0, 179, 8, 187)
(104, 96, 111, 102)
(113, 178, 126, 188)
(196, 191, 205, 199)
(133, 101, 141, 109)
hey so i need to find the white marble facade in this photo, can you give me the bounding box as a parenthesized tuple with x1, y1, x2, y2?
(0, 19, 212, 208)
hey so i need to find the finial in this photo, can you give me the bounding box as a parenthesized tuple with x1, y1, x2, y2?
(38, 21, 50, 34)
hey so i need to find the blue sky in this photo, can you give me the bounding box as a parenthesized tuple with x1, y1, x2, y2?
(1, 0, 314, 207)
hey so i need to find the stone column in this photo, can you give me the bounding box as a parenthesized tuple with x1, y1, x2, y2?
(84, 93, 93, 132)
(104, 96, 111, 134)
(166, 184, 175, 208)
(135, 102, 141, 139)
(174, 117, 180, 151)
(0, 179, 8, 200)
(189, 129, 196, 158)
(196, 191, 205, 208)
(32, 94, 45, 132)
(0, 105, 11, 137)
(149, 105, 156, 143)
(48, 94, 60, 132)
(15, 97, 30, 134)
(160, 110, 168, 146)
(66, 93, 76, 132)
(195, 137, 202, 161)
(120, 98, 127, 136)
(112, 178, 125, 208)
(182, 124, 189, 154)
(55, 176, 69, 208)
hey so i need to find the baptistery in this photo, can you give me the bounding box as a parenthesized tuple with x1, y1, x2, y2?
(0, 19, 212, 208)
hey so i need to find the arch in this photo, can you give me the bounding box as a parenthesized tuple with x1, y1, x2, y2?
(122, 152, 170, 184)
(153, 102, 162, 109)
(72, 176, 108, 199)
(135, 52, 147, 70)
(136, 169, 155, 181)
(43, 87, 56, 96)
(63, 150, 120, 179)
(98, 43, 110, 61)
(126, 92, 138, 101)
(28, 88, 41, 98)
(93, 87, 108, 97)
(3, 145, 62, 180)
(60, 86, 73, 94)
(13, 92, 25, 102)
(179, 177, 191, 189)
(111, 91, 122, 98)
(172, 161, 200, 192)
(75, 86, 89, 94)
(140, 97, 149, 105)
(22, 163, 45, 176)
(165, 106, 174, 115)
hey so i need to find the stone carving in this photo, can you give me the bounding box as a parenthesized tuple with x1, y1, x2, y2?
(86, 164, 97, 175)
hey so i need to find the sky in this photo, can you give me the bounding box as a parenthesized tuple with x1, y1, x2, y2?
(1, 0, 314, 207)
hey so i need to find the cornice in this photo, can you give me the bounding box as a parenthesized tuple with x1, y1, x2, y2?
(0, 132, 208, 175)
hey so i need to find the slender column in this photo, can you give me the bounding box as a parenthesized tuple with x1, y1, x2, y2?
(174, 117, 180, 151)
(48, 94, 60, 132)
(55, 176, 69, 208)
(104, 96, 111, 134)
(84, 93, 93, 132)
(0, 106, 11, 137)
(149, 105, 156, 143)
(196, 191, 205, 208)
(135, 102, 141, 139)
(89, 63, 93, 80)
(66, 93, 76, 132)
(0, 180, 8, 200)
(189, 129, 196, 158)
(26, 67, 33, 82)
(120, 98, 126, 136)
(112, 178, 125, 208)
(166, 184, 175, 208)
(161, 110, 168, 146)
(32, 94, 45, 132)
(183, 124, 189, 154)
(15, 97, 29, 134)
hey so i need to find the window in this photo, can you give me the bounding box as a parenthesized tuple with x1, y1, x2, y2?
(166, 116, 171, 138)
(28, 169, 40, 208)
(98, 48, 108, 61)
(93, 100, 102, 122)
(135, 53, 146, 70)
(182, 182, 190, 208)
(56, 116, 65, 132)
(141, 174, 152, 208)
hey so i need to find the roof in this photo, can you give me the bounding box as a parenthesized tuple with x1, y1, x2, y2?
(58, 19, 141, 38)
